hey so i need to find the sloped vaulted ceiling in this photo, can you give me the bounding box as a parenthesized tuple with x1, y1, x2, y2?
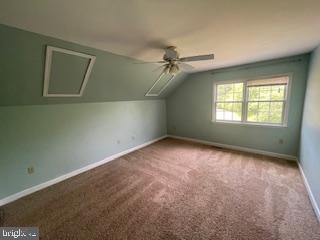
(0, 24, 187, 106)
(1, 0, 320, 106)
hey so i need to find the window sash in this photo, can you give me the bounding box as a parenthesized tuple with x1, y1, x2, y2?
(245, 100, 286, 124)
(213, 75, 290, 126)
(214, 82, 245, 122)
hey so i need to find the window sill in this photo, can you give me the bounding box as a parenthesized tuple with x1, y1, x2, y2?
(211, 120, 288, 128)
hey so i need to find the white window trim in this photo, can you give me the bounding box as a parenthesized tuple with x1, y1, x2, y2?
(43, 46, 96, 97)
(212, 73, 292, 127)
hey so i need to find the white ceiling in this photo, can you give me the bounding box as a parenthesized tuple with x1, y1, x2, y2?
(1, 0, 320, 72)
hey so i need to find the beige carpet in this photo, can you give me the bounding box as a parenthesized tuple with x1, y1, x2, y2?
(1, 138, 319, 239)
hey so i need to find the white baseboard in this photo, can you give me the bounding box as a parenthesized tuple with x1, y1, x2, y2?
(0, 135, 167, 206)
(2, 134, 318, 223)
(298, 163, 320, 223)
(167, 135, 297, 161)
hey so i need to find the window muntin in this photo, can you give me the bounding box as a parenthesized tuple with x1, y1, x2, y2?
(213, 75, 289, 126)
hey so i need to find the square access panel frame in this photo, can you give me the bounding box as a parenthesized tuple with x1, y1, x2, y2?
(43, 46, 96, 97)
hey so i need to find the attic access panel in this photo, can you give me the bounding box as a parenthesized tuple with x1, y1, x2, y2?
(43, 46, 96, 97)
(145, 74, 175, 96)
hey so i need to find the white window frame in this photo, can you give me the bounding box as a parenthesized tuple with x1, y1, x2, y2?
(43, 46, 96, 97)
(212, 74, 292, 127)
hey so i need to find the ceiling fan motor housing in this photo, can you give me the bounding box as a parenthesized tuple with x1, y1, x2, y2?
(163, 46, 179, 61)
(154, 46, 213, 75)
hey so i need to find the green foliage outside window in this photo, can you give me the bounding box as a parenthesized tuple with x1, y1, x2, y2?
(216, 83, 243, 121)
(216, 81, 286, 124)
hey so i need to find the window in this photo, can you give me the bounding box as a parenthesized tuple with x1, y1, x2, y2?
(215, 82, 244, 121)
(213, 75, 290, 126)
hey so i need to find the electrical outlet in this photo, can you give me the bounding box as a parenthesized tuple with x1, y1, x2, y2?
(27, 167, 34, 175)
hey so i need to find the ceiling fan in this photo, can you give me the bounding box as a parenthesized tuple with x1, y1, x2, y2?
(151, 46, 214, 74)
(144, 46, 214, 96)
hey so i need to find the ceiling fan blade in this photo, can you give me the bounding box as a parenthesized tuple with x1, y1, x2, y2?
(178, 62, 194, 71)
(179, 54, 214, 62)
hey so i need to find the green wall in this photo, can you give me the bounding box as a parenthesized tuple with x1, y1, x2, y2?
(300, 46, 320, 211)
(0, 24, 171, 200)
(0, 100, 166, 199)
(0, 24, 186, 106)
(166, 55, 309, 156)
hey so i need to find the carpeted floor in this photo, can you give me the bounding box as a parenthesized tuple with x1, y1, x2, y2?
(1, 138, 319, 239)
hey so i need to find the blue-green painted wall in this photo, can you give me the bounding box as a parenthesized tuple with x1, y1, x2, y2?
(0, 100, 166, 199)
(300, 46, 320, 210)
(0, 24, 181, 201)
(0, 24, 186, 106)
(167, 55, 309, 156)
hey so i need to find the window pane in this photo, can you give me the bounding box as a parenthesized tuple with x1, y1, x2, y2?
(215, 82, 244, 122)
(271, 85, 286, 100)
(259, 102, 270, 112)
(234, 92, 242, 101)
(215, 102, 242, 121)
(269, 102, 284, 123)
(248, 87, 260, 101)
(232, 103, 242, 121)
(247, 101, 284, 124)
(234, 83, 243, 92)
(258, 111, 270, 122)
(224, 85, 234, 101)
(269, 110, 282, 124)
(216, 83, 243, 102)
(270, 101, 283, 111)
(224, 103, 233, 120)
(216, 103, 224, 120)
(259, 86, 272, 101)
(217, 85, 225, 101)
(247, 102, 258, 122)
